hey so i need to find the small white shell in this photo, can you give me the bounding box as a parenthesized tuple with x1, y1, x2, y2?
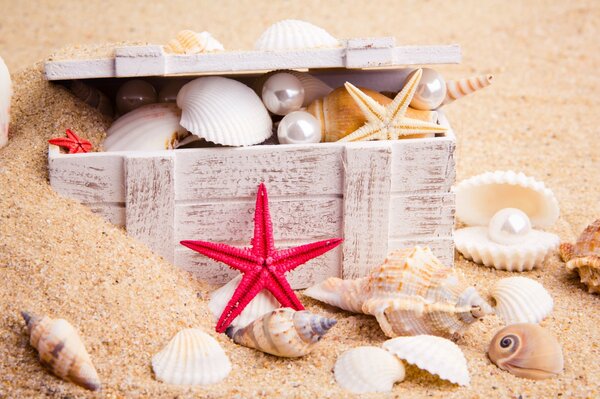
(152, 328, 231, 386)
(0, 55, 11, 149)
(334, 346, 405, 394)
(255, 19, 339, 51)
(165, 30, 224, 54)
(209, 275, 280, 329)
(383, 335, 470, 386)
(455, 171, 559, 228)
(103, 103, 188, 151)
(177, 77, 272, 146)
(455, 226, 559, 271)
(491, 277, 553, 324)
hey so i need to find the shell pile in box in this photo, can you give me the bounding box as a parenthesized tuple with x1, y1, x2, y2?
(46, 24, 466, 288)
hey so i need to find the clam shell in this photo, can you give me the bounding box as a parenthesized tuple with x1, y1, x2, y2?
(165, 30, 224, 54)
(455, 171, 559, 228)
(334, 346, 405, 393)
(560, 219, 600, 294)
(253, 70, 333, 107)
(383, 335, 470, 386)
(0, 55, 11, 149)
(152, 328, 231, 385)
(68, 80, 113, 117)
(254, 19, 339, 51)
(177, 77, 272, 146)
(491, 277, 553, 324)
(226, 308, 336, 357)
(209, 275, 280, 329)
(455, 226, 559, 271)
(443, 74, 493, 106)
(21, 312, 101, 391)
(103, 103, 188, 151)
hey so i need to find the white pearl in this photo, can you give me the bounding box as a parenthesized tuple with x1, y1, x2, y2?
(406, 68, 447, 110)
(261, 73, 305, 115)
(116, 80, 157, 114)
(488, 208, 532, 245)
(277, 111, 321, 144)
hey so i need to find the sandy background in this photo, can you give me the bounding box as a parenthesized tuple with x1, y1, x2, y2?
(0, 0, 599, 397)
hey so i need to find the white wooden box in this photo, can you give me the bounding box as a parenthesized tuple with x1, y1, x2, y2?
(46, 39, 459, 288)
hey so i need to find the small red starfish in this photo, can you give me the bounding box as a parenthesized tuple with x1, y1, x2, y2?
(48, 129, 92, 154)
(181, 183, 343, 333)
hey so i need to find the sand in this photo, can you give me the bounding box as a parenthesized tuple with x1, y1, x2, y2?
(0, 0, 599, 397)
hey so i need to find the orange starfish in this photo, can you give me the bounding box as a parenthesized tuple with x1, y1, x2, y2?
(48, 129, 92, 154)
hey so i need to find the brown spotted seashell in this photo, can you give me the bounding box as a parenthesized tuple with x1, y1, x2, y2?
(68, 80, 113, 117)
(21, 312, 101, 391)
(560, 219, 600, 294)
(488, 323, 563, 380)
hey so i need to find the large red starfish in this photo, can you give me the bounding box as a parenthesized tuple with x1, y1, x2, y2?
(48, 129, 92, 154)
(181, 183, 343, 333)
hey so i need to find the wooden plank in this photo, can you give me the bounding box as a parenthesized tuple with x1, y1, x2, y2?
(115, 45, 166, 77)
(175, 145, 344, 200)
(388, 237, 454, 267)
(48, 145, 125, 203)
(125, 154, 175, 262)
(175, 197, 342, 242)
(342, 143, 392, 279)
(44, 58, 115, 80)
(345, 37, 395, 68)
(388, 192, 454, 239)
(87, 203, 126, 227)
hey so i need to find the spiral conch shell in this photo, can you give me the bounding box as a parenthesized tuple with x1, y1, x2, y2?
(560, 219, 600, 294)
(305, 246, 493, 338)
(226, 308, 336, 357)
(0, 55, 11, 149)
(488, 323, 563, 380)
(442, 74, 493, 106)
(165, 30, 224, 54)
(21, 312, 101, 391)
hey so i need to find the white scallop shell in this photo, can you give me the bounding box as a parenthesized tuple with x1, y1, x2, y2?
(491, 277, 553, 324)
(103, 103, 188, 151)
(152, 328, 231, 386)
(383, 335, 470, 386)
(455, 171, 559, 228)
(0, 55, 11, 149)
(334, 346, 405, 394)
(177, 77, 272, 146)
(209, 275, 280, 329)
(165, 30, 224, 54)
(455, 226, 559, 271)
(254, 19, 339, 51)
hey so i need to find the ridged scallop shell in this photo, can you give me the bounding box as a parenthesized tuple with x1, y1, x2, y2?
(559, 219, 600, 294)
(455, 226, 559, 271)
(334, 346, 405, 393)
(103, 103, 188, 151)
(177, 77, 272, 146)
(491, 277, 553, 324)
(253, 70, 333, 107)
(442, 74, 493, 106)
(165, 30, 224, 54)
(68, 80, 113, 117)
(305, 247, 493, 338)
(383, 335, 470, 386)
(152, 328, 231, 385)
(455, 171, 560, 228)
(226, 308, 336, 357)
(209, 275, 280, 329)
(0, 55, 11, 149)
(255, 19, 339, 51)
(21, 312, 101, 391)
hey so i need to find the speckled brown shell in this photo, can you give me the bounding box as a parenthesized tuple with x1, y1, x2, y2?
(559, 219, 600, 293)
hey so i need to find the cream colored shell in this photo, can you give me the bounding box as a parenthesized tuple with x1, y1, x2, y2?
(559, 219, 600, 294)
(165, 30, 224, 54)
(176, 77, 273, 146)
(0, 55, 11, 149)
(254, 19, 339, 51)
(455, 170, 560, 228)
(383, 335, 470, 386)
(334, 346, 405, 394)
(455, 226, 559, 271)
(491, 277, 553, 324)
(152, 328, 231, 385)
(442, 74, 493, 106)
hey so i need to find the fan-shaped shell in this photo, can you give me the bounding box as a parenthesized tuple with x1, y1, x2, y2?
(491, 277, 553, 324)
(253, 70, 333, 107)
(334, 346, 405, 394)
(165, 30, 224, 54)
(177, 77, 272, 146)
(226, 308, 336, 357)
(68, 80, 113, 117)
(152, 328, 231, 385)
(209, 275, 280, 329)
(455, 171, 559, 228)
(0, 55, 11, 149)
(383, 335, 470, 386)
(455, 226, 559, 271)
(255, 19, 339, 51)
(21, 312, 101, 391)
(560, 219, 600, 294)
(103, 103, 188, 151)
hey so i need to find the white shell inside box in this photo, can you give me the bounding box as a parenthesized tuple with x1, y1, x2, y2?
(46, 40, 458, 288)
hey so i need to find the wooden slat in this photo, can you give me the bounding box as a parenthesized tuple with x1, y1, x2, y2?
(125, 154, 175, 262)
(87, 203, 126, 227)
(388, 192, 454, 238)
(388, 237, 454, 267)
(342, 143, 392, 279)
(44, 58, 116, 80)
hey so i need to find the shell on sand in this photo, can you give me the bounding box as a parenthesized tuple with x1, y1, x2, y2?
(0, 55, 11, 149)
(491, 277, 553, 324)
(254, 19, 339, 51)
(21, 312, 101, 391)
(67, 80, 113, 117)
(442, 74, 493, 106)
(165, 30, 224, 54)
(559, 219, 600, 294)
(226, 308, 336, 357)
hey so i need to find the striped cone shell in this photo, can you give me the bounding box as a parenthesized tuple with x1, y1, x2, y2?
(442, 74, 493, 106)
